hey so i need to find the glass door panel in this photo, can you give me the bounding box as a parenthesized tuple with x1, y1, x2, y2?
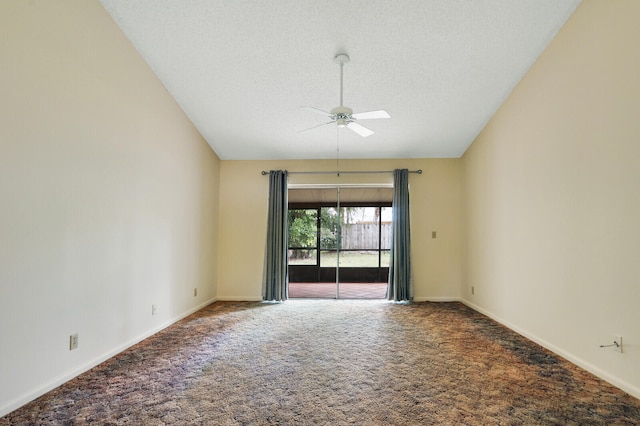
(288, 188, 390, 299)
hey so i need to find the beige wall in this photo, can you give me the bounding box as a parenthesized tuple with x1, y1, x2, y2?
(217, 159, 462, 301)
(462, 0, 640, 398)
(4, 0, 638, 416)
(0, 1, 219, 415)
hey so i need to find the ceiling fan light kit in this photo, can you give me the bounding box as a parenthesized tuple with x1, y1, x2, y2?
(299, 53, 390, 137)
(331, 106, 352, 128)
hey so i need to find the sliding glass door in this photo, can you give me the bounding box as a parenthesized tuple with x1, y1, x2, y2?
(287, 187, 391, 299)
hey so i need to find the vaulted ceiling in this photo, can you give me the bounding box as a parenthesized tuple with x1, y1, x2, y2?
(100, 0, 581, 160)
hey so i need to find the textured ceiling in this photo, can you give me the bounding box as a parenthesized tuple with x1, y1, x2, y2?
(100, 0, 581, 160)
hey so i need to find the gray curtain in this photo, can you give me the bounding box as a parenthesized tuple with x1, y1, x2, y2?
(262, 170, 289, 301)
(388, 169, 412, 301)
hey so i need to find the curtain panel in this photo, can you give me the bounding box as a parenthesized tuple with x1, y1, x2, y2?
(387, 168, 413, 301)
(262, 170, 289, 301)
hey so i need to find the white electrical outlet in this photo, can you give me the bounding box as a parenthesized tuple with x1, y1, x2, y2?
(614, 335, 623, 353)
(471, 286, 475, 295)
(69, 333, 78, 350)
(194, 288, 198, 297)
(152, 304, 157, 316)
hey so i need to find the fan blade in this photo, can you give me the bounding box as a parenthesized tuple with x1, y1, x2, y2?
(301, 106, 332, 117)
(352, 110, 390, 120)
(347, 122, 374, 137)
(298, 121, 334, 134)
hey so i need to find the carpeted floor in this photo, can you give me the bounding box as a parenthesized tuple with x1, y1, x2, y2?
(2, 301, 639, 425)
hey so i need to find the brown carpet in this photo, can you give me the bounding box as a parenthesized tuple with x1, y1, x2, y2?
(2, 301, 639, 425)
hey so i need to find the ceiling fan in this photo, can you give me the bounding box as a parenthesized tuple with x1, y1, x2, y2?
(299, 54, 390, 138)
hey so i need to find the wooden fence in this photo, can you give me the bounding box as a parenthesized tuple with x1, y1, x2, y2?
(340, 223, 391, 250)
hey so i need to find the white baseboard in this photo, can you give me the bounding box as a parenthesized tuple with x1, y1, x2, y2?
(413, 296, 462, 302)
(460, 298, 640, 400)
(0, 297, 217, 418)
(216, 296, 263, 302)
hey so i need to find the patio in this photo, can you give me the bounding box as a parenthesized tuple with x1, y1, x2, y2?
(288, 282, 388, 299)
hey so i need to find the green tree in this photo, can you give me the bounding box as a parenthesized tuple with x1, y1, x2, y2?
(288, 209, 316, 259)
(287, 207, 363, 258)
(320, 207, 339, 249)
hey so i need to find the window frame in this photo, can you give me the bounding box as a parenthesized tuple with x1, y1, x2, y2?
(288, 201, 391, 280)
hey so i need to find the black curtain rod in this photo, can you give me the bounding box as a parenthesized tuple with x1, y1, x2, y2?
(260, 170, 422, 176)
